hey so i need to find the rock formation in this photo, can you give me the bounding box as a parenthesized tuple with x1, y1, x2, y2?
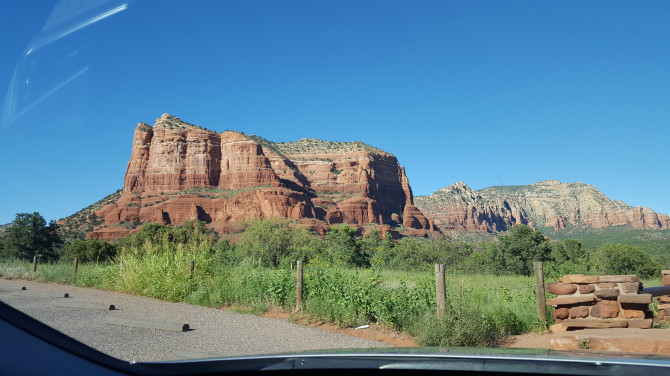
(414, 179, 670, 232)
(89, 114, 436, 241)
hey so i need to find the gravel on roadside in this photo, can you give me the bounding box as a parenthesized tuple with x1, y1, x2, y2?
(0, 279, 389, 362)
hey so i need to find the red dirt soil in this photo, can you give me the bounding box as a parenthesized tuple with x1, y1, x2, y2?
(262, 310, 417, 348)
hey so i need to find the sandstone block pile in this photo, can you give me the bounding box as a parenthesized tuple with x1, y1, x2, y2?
(547, 274, 653, 330)
(657, 270, 670, 322)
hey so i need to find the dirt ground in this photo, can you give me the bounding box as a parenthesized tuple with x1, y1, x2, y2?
(505, 328, 670, 356)
(264, 310, 670, 356)
(503, 332, 552, 349)
(263, 310, 417, 347)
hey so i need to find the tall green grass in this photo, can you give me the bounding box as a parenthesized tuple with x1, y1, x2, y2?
(1, 251, 546, 347)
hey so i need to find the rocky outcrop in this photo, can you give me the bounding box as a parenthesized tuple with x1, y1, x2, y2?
(414, 180, 670, 232)
(88, 114, 437, 241)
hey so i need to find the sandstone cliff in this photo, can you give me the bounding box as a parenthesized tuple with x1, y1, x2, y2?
(414, 180, 670, 232)
(89, 114, 436, 240)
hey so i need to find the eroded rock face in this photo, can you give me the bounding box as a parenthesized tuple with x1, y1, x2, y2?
(414, 179, 670, 232)
(89, 114, 437, 241)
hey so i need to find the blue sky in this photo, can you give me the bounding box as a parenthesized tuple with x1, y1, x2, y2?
(0, 0, 668, 225)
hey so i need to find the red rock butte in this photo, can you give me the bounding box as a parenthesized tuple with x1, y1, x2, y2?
(89, 114, 438, 241)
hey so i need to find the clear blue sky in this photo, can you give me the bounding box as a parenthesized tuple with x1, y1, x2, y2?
(1, 0, 669, 225)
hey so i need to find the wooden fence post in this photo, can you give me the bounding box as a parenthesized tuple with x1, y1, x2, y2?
(32, 256, 37, 272)
(533, 261, 547, 322)
(189, 260, 195, 279)
(73, 257, 78, 275)
(435, 264, 446, 317)
(295, 260, 303, 312)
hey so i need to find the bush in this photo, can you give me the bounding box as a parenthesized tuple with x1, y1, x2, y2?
(236, 217, 322, 267)
(485, 224, 551, 275)
(63, 239, 117, 262)
(592, 244, 660, 278)
(416, 308, 499, 347)
(324, 225, 367, 267)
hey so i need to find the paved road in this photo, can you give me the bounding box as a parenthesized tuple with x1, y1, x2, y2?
(0, 279, 388, 362)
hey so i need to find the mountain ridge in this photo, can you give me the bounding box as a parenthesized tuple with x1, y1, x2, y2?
(414, 180, 669, 233)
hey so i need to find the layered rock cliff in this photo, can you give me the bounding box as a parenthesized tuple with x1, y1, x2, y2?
(414, 180, 670, 232)
(89, 114, 436, 240)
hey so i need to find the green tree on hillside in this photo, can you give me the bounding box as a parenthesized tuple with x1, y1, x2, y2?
(63, 239, 117, 262)
(237, 217, 321, 267)
(0, 212, 62, 261)
(361, 229, 395, 265)
(543, 239, 589, 278)
(324, 225, 367, 267)
(486, 224, 551, 275)
(551, 239, 583, 263)
(116, 220, 217, 255)
(592, 243, 660, 278)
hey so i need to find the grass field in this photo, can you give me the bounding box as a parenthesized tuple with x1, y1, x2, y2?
(0, 250, 550, 347)
(6, 252, 664, 347)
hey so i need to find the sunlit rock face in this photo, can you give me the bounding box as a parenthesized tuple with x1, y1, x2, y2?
(415, 180, 670, 232)
(89, 114, 436, 241)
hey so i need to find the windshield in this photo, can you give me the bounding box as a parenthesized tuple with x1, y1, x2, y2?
(1, 0, 670, 368)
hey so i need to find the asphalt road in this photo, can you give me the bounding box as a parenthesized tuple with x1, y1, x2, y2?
(0, 279, 388, 362)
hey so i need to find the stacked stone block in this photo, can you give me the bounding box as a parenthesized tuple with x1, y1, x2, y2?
(546, 274, 653, 329)
(657, 270, 670, 322)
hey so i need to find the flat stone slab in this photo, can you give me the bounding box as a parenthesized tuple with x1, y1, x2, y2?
(550, 328, 670, 354)
(560, 319, 628, 329)
(54, 301, 115, 310)
(561, 275, 599, 284)
(546, 295, 595, 306)
(104, 316, 189, 332)
(618, 294, 652, 304)
(598, 275, 639, 283)
(560, 274, 640, 284)
(627, 319, 654, 329)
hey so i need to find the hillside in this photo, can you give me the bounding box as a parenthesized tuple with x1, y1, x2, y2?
(79, 114, 436, 241)
(414, 180, 670, 233)
(56, 190, 122, 242)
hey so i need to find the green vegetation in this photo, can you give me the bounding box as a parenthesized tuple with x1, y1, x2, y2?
(0, 213, 62, 261)
(232, 217, 321, 267)
(1, 212, 667, 347)
(247, 134, 285, 156)
(63, 239, 116, 262)
(274, 138, 388, 156)
(479, 185, 526, 194)
(485, 224, 551, 275)
(140, 186, 272, 206)
(591, 244, 660, 278)
(540, 225, 670, 268)
(0, 252, 541, 347)
(57, 190, 121, 241)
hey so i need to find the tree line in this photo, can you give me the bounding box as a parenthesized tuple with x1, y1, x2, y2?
(0, 212, 663, 278)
